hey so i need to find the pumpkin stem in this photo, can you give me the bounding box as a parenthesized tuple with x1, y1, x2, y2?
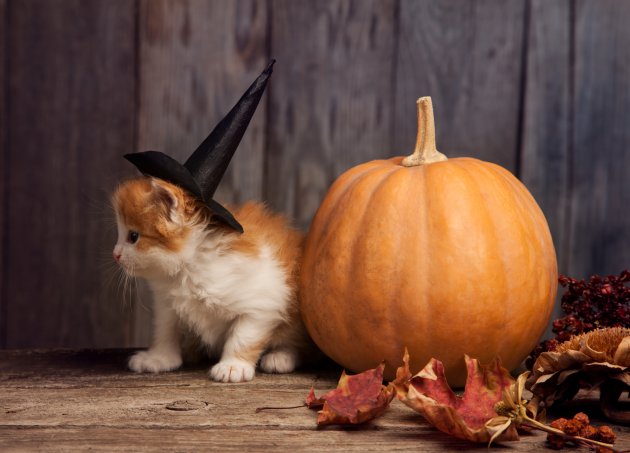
(402, 97, 448, 167)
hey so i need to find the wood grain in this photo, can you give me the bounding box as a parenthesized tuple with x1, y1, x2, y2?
(4, 0, 136, 347)
(3, 350, 628, 452)
(0, 0, 6, 349)
(135, 0, 269, 345)
(568, 0, 630, 278)
(267, 0, 397, 229)
(520, 0, 571, 270)
(395, 0, 526, 173)
(519, 0, 571, 325)
(0, 428, 558, 453)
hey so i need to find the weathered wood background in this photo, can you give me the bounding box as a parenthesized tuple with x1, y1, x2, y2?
(0, 0, 628, 348)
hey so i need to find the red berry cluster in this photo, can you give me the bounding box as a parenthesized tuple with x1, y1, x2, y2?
(528, 270, 629, 366)
(555, 270, 629, 341)
(547, 412, 616, 451)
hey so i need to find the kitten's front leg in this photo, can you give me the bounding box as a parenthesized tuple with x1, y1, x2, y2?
(129, 297, 182, 373)
(209, 315, 273, 383)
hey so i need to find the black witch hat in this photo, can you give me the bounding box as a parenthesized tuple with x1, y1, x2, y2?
(124, 61, 275, 234)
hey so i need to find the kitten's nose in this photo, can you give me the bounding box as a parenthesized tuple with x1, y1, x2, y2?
(113, 251, 122, 262)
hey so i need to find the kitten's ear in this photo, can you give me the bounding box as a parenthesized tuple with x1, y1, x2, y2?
(150, 179, 180, 221)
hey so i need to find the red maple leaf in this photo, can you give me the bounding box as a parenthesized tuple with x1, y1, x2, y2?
(393, 351, 520, 443)
(305, 362, 395, 426)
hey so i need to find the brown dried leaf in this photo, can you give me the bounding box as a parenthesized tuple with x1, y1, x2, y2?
(613, 336, 630, 367)
(395, 355, 520, 443)
(306, 363, 395, 426)
(392, 348, 412, 398)
(528, 328, 630, 425)
(527, 328, 630, 407)
(305, 387, 325, 409)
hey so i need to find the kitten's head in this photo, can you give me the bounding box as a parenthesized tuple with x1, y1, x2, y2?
(112, 177, 215, 278)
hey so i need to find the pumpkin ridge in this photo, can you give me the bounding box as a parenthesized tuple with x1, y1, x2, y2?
(420, 162, 468, 375)
(484, 162, 557, 298)
(434, 160, 510, 365)
(469, 160, 557, 360)
(504, 167, 558, 346)
(447, 159, 514, 361)
(377, 168, 422, 367)
(397, 163, 431, 376)
(468, 162, 537, 325)
(345, 166, 403, 365)
(306, 165, 400, 366)
(310, 165, 396, 265)
(311, 161, 384, 224)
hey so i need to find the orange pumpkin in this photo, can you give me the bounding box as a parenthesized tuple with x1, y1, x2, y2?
(300, 97, 557, 386)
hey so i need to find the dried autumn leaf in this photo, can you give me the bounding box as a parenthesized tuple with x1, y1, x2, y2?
(305, 387, 325, 409)
(394, 352, 617, 451)
(305, 362, 395, 426)
(527, 327, 630, 424)
(392, 348, 413, 398)
(394, 354, 519, 443)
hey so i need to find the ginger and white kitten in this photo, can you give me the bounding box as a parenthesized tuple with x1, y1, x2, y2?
(112, 176, 310, 383)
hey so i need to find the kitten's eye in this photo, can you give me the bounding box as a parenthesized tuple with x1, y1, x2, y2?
(127, 231, 140, 244)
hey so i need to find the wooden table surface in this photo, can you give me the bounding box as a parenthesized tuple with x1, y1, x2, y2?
(0, 350, 628, 452)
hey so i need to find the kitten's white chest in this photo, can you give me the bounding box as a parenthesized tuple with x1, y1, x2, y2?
(167, 254, 242, 335)
(155, 245, 289, 344)
(171, 293, 234, 348)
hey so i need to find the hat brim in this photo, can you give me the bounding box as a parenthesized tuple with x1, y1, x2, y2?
(204, 198, 244, 234)
(125, 151, 202, 198)
(124, 151, 244, 233)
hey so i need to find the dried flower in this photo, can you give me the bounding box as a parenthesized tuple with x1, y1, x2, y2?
(527, 327, 630, 424)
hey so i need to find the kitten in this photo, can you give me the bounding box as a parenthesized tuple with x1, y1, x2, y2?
(112, 176, 311, 382)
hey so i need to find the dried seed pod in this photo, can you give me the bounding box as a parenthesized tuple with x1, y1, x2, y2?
(581, 424, 599, 440)
(596, 426, 617, 444)
(527, 327, 630, 424)
(546, 414, 617, 451)
(549, 418, 568, 431)
(563, 419, 583, 436)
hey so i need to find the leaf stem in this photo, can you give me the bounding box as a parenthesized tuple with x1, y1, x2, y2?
(255, 404, 306, 413)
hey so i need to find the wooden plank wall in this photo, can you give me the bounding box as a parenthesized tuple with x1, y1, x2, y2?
(2, 0, 137, 348)
(0, 0, 6, 348)
(571, 0, 630, 278)
(0, 0, 628, 348)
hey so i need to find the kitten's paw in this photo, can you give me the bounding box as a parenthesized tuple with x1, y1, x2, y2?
(128, 350, 182, 373)
(260, 349, 297, 374)
(209, 359, 255, 383)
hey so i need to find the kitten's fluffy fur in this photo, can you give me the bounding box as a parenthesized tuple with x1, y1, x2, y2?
(112, 177, 310, 382)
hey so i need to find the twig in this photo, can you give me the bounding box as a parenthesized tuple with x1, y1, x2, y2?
(255, 404, 306, 413)
(521, 419, 619, 452)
